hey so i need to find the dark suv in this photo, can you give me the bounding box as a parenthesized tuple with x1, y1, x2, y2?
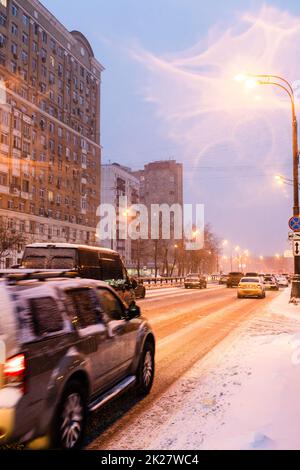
(226, 272, 244, 288)
(0, 271, 155, 449)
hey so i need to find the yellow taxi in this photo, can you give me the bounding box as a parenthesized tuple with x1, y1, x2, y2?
(237, 276, 266, 299)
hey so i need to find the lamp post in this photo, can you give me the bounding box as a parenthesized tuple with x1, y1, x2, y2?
(236, 73, 300, 298)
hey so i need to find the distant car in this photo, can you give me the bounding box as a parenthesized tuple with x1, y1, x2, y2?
(282, 273, 291, 283)
(184, 273, 207, 289)
(227, 272, 244, 288)
(245, 272, 259, 277)
(275, 275, 289, 288)
(263, 275, 279, 291)
(237, 277, 266, 299)
(219, 274, 228, 285)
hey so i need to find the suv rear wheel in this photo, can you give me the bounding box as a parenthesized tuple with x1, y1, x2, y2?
(52, 380, 87, 450)
(137, 342, 155, 396)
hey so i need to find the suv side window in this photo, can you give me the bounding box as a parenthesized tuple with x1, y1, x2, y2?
(78, 249, 100, 268)
(96, 288, 125, 321)
(100, 254, 125, 281)
(29, 296, 64, 336)
(65, 288, 102, 329)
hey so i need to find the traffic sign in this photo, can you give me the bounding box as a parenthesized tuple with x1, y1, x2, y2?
(288, 232, 300, 240)
(293, 241, 300, 256)
(289, 216, 300, 232)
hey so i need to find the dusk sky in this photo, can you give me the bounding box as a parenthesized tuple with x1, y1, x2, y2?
(42, 0, 300, 256)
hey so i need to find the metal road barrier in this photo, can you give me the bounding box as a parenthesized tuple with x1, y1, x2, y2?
(139, 275, 221, 289)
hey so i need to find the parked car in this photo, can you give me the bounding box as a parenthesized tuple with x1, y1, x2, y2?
(237, 276, 266, 299)
(184, 273, 207, 289)
(263, 275, 279, 291)
(219, 274, 229, 285)
(20, 243, 137, 305)
(0, 271, 155, 450)
(226, 272, 244, 288)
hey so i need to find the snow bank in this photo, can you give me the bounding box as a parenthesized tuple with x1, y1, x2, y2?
(149, 289, 300, 450)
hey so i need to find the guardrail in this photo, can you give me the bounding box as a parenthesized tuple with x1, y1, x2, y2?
(139, 275, 221, 287)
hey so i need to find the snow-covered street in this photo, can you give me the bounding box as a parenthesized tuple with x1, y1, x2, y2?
(148, 288, 300, 450)
(87, 285, 300, 450)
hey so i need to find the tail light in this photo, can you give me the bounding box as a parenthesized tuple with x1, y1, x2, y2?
(3, 354, 26, 390)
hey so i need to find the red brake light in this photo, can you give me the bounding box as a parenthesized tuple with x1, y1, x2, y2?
(4, 354, 26, 388)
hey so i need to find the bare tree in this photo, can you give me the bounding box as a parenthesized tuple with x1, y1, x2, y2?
(0, 219, 26, 266)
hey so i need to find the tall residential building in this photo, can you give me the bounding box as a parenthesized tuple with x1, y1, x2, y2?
(133, 160, 183, 272)
(101, 163, 139, 264)
(0, 0, 103, 266)
(134, 159, 183, 212)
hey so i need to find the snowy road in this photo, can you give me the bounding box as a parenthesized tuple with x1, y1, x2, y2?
(86, 285, 279, 449)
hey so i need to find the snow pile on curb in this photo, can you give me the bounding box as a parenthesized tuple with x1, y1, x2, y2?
(149, 289, 300, 450)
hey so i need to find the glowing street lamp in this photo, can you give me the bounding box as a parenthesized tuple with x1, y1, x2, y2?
(236, 72, 300, 299)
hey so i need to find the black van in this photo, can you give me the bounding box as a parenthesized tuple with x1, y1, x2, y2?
(20, 243, 136, 303)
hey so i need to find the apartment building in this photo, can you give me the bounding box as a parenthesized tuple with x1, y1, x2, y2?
(101, 163, 139, 264)
(133, 160, 183, 272)
(134, 159, 183, 217)
(0, 0, 103, 266)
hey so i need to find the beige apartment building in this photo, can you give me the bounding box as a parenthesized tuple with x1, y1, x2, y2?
(0, 0, 103, 266)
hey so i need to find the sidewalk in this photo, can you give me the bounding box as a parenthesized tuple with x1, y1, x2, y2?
(148, 289, 300, 450)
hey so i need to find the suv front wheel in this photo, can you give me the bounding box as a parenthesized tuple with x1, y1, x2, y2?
(137, 342, 155, 396)
(52, 380, 87, 450)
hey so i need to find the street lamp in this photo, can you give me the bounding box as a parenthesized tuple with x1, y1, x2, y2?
(236, 73, 300, 298)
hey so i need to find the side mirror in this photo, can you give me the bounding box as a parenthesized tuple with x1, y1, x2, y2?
(127, 302, 141, 319)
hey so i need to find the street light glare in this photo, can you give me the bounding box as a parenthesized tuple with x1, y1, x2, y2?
(234, 73, 247, 82)
(244, 77, 259, 90)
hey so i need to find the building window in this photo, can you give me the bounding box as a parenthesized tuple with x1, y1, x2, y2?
(11, 23, 18, 36)
(0, 132, 8, 145)
(13, 136, 21, 149)
(0, 13, 6, 26)
(49, 72, 55, 85)
(22, 32, 28, 44)
(0, 0, 7, 7)
(41, 65, 47, 78)
(22, 14, 29, 28)
(21, 50, 28, 63)
(41, 30, 47, 44)
(50, 55, 55, 68)
(0, 172, 7, 186)
(0, 33, 5, 48)
(11, 42, 17, 55)
(39, 83, 46, 94)
(11, 3, 18, 17)
(32, 41, 38, 53)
